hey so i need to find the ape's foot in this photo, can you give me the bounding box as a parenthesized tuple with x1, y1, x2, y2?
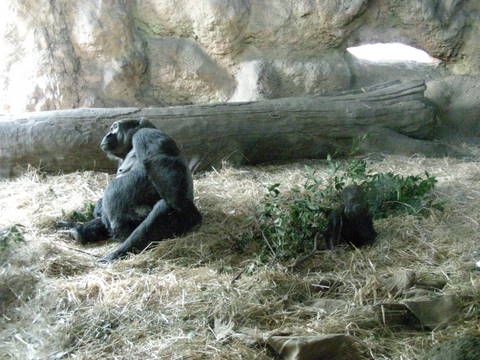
(97, 250, 124, 263)
(56, 222, 84, 242)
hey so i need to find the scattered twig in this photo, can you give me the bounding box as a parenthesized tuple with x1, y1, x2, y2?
(57, 243, 100, 258)
(289, 232, 321, 269)
(230, 267, 247, 285)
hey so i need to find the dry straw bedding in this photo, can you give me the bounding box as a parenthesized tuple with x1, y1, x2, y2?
(1, 151, 480, 359)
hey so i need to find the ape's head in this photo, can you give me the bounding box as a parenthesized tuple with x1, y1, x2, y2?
(101, 119, 156, 159)
(342, 184, 368, 217)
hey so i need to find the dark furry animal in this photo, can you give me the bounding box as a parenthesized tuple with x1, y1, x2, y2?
(59, 119, 202, 262)
(324, 184, 377, 250)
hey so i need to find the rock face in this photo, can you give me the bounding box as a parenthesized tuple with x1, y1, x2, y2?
(0, 0, 479, 112)
(425, 75, 480, 137)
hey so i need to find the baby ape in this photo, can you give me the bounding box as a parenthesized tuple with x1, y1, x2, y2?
(324, 184, 377, 250)
(59, 119, 202, 262)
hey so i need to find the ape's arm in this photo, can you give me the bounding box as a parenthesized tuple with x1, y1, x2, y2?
(132, 128, 193, 205)
(324, 207, 344, 250)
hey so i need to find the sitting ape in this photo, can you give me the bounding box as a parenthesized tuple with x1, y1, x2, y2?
(59, 119, 202, 262)
(324, 185, 377, 250)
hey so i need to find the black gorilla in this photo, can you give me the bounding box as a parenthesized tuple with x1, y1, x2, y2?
(59, 119, 202, 262)
(324, 184, 377, 250)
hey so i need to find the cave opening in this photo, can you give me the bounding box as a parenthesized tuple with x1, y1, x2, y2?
(347, 42, 440, 65)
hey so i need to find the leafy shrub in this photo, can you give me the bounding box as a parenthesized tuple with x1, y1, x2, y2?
(0, 224, 26, 252)
(362, 171, 443, 218)
(325, 155, 444, 218)
(245, 156, 443, 262)
(62, 202, 96, 223)
(253, 182, 329, 261)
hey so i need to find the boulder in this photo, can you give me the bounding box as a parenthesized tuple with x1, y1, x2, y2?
(265, 334, 368, 360)
(422, 336, 480, 360)
(426, 75, 480, 137)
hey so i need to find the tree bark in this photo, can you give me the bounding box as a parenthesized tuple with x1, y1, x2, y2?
(0, 80, 437, 178)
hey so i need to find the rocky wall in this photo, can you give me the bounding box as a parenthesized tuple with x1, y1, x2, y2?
(0, 0, 478, 113)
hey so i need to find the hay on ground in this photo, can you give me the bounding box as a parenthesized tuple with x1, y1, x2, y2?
(1, 153, 480, 359)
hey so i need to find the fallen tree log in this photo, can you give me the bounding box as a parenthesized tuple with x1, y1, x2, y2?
(0, 80, 440, 178)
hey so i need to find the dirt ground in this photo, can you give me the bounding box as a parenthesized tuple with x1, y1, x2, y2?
(1, 150, 480, 359)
